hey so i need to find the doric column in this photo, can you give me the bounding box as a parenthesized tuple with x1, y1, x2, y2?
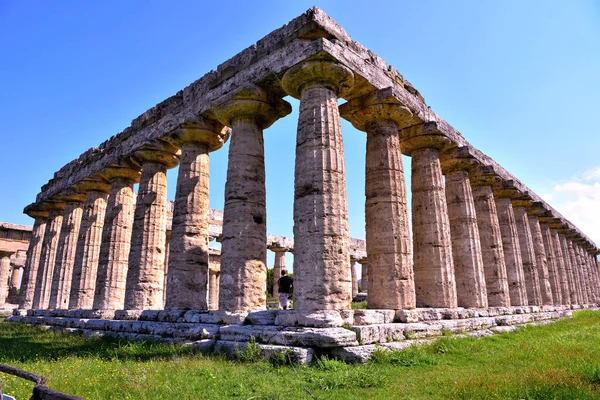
(527, 213, 553, 306)
(350, 260, 359, 299)
(540, 222, 562, 305)
(559, 233, 578, 305)
(32, 202, 65, 309)
(400, 124, 457, 308)
(470, 168, 510, 307)
(513, 204, 542, 306)
(124, 141, 179, 310)
(440, 150, 487, 309)
(565, 237, 584, 305)
(271, 250, 287, 299)
(0, 251, 13, 304)
(163, 230, 171, 307)
(69, 179, 110, 309)
(48, 192, 85, 309)
(208, 248, 221, 310)
(18, 209, 48, 309)
(214, 88, 290, 312)
(282, 61, 352, 311)
(92, 162, 140, 311)
(359, 258, 369, 293)
(571, 241, 588, 304)
(551, 229, 571, 305)
(10, 265, 21, 290)
(494, 194, 528, 306)
(164, 121, 228, 310)
(588, 252, 600, 302)
(581, 246, 595, 303)
(340, 89, 415, 310)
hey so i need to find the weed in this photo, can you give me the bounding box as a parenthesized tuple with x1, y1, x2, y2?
(351, 301, 368, 310)
(235, 337, 262, 363)
(404, 328, 415, 339)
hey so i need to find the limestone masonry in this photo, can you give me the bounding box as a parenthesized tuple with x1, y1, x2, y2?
(5, 7, 599, 363)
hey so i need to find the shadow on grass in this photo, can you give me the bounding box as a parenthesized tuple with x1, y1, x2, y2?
(0, 322, 197, 363)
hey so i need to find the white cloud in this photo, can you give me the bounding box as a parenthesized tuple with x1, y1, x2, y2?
(541, 167, 600, 247)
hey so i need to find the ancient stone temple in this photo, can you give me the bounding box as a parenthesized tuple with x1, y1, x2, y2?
(8, 7, 599, 363)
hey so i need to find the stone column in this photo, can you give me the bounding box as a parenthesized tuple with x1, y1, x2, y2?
(214, 89, 290, 312)
(282, 61, 354, 311)
(350, 260, 359, 299)
(527, 214, 553, 306)
(540, 222, 562, 305)
(581, 246, 595, 303)
(124, 141, 179, 310)
(470, 175, 510, 307)
(513, 204, 542, 306)
(401, 125, 457, 308)
(340, 90, 415, 310)
(551, 229, 571, 305)
(10, 266, 20, 290)
(164, 121, 228, 310)
(208, 249, 221, 310)
(0, 251, 13, 304)
(570, 241, 587, 304)
(92, 163, 140, 311)
(559, 234, 578, 305)
(566, 237, 584, 305)
(69, 179, 110, 310)
(272, 250, 287, 299)
(441, 154, 487, 309)
(494, 195, 528, 306)
(32, 202, 65, 309)
(588, 252, 600, 302)
(19, 210, 48, 310)
(163, 231, 171, 307)
(359, 259, 369, 293)
(48, 192, 85, 309)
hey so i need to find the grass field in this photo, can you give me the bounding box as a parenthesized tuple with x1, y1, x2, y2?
(1, 311, 600, 399)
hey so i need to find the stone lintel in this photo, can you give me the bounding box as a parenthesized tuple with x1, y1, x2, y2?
(338, 86, 418, 131)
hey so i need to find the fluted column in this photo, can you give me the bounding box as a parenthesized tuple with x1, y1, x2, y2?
(124, 141, 179, 310)
(351, 260, 359, 299)
(69, 180, 110, 309)
(48, 192, 85, 309)
(494, 196, 527, 306)
(0, 251, 13, 304)
(10, 266, 21, 290)
(589, 252, 600, 302)
(32, 202, 65, 309)
(272, 250, 287, 299)
(565, 236, 584, 305)
(540, 222, 562, 305)
(513, 205, 542, 306)
(527, 214, 553, 306)
(92, 163, 140, 311)
(401, 126, 457, 308)
(551, 230, 571, 305)
(340, 91, 415, 310)
(214, 89, 290, 312)
(359, 259, 369, 293)
(208, 249, 221, 310)
(580, 246, 594, 303)
(441, 155, 487, 309)
(19, 210, 48, 309)
(570, 241, 587, 304)
(164, 121, 228, 310)
(282, 61, 353, 311)
(471, 179, 510, 307)
(559, 234, 578, 305)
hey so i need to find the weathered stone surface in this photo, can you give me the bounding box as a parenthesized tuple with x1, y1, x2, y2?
(495, 197, 528, 306)
(214, 340, 313, 365)
(352, 324, 406, 344)
(93, 165, 139, 311)
(353, 309, 396, 325)
(245, 310, 278, 325)
(552, 231, 571, 305)
(513, 207, 542, 306)
(274, 310, 344, 328)
(283, 61, 353, 311)
(471, 185, 511, 307)
(445, 169, 487, 308)
(33, 205, 65, 309)
(541, 223, 562, 305)
(49, 199, 84, 309)
(0, 252, 12, 304)
(125, 143, 179, 310)
(559, 234, 578, 305)
(18, 214, 47, 309)
(360, 260, 369, 293)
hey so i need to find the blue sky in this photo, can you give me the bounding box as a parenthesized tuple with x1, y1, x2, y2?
(1, 1, 599, 262)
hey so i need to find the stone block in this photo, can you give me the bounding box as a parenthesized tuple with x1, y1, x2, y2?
(245, 310, 277, 325)
(213, 340, 314, 364)
(105, 320, 133, 333)
(215, 311, 248, 325)
(73, 319, 90, 329)
(395, 309, 420, 323)
(339, 310, 354, 326)
(140, 310, 161, 321)
(157, 310, 186, 322)
(114, 310, 143, 320)
(353, 310, 395, 325)
(219, 325, 283, 342)
(490, 325, 519, 333)
(405, 322, 441, 338)
(187, 339, 215, 352)
(329, 345, 378, 363)
(270, 327, 358, 348)
(275, 310, 344, 328)
(84, 319, 108, 330)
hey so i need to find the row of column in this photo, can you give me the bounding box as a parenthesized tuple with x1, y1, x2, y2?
(20, 59, 600, 314)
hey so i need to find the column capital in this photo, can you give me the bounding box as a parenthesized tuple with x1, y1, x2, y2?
(525, 201, 549, 218)
(281, 60, 354, 99)
(73, 177, 111, 194)
(98, 160, 142, 183)
(491, 180, 524, 199)
(168, 118, 230, 151)
(56, 188, 86, 204)
(339, 87, 416, 131)
(440, 147, 480, 174)
(399, 122, 454, 155)
(133, 140, 180, 168)
(24, 206, 49, 219)
(213, 87, 291, 130)
(469, 165, 503, 187)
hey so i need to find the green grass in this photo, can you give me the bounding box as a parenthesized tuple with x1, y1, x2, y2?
(1, 311, 600, 399)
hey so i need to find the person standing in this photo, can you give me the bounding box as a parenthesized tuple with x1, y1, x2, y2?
(278, 269, 293, 310)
